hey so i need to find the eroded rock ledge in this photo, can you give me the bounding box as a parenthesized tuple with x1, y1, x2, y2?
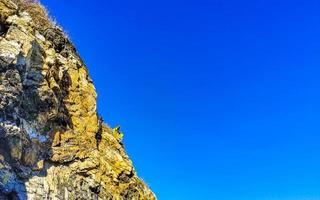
(0, 0, 155, 199)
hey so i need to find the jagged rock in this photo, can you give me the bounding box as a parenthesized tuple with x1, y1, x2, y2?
(0, 0, 155, 199)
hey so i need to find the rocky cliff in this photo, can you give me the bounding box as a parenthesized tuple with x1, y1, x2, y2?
(0, 0, 155, 199)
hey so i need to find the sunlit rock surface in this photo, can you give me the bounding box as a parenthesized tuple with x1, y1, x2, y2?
(0, 0, 155, 199)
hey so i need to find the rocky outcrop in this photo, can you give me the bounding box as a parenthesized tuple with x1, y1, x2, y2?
(0, 0, 155, 199)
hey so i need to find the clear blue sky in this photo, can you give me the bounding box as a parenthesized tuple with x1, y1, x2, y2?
(42, 0, 320, 199)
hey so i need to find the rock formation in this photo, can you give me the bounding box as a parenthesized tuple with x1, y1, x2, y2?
(0, 0, 155, 199)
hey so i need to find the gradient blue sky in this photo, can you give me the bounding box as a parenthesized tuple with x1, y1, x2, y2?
(42, 0, 320, 199)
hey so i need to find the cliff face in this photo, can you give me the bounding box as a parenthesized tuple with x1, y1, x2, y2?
(0, 0, 155, 199)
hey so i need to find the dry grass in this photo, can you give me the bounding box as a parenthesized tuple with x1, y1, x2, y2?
(11, 0, 38, 4)
(12, 0, 52, 33)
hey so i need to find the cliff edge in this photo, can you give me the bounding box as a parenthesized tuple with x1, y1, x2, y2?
(0, 0, 155, 199)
